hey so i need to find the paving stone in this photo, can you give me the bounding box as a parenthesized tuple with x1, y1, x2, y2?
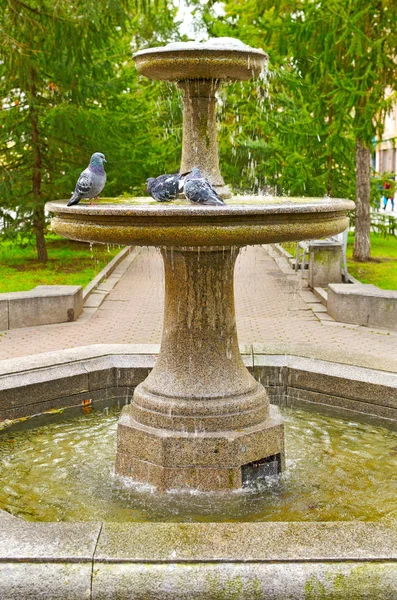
(0, 246, 395, 376)
(307, 303, 328, 312)
(84, 291, 108, 308)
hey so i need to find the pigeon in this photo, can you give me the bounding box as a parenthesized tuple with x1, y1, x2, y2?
(146, 172, 187, 202)
(67, 152, 107, 206)
(184, 168, 226, 206)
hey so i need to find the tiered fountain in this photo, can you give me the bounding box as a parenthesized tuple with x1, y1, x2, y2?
(47, 38, 353, 491)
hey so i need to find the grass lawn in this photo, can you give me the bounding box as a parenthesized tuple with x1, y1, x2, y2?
(0, 236, 122, 293)
(281, 233, 397, 290)
(346, 233, 397, 290)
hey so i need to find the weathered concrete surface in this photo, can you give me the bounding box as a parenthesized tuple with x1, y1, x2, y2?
(1, 285, 83, 330)
(92, 562, 397, 599)
(328, 283, 397, 330)
(0, 511, 100, 599)
(308, 240, 342, 288)
(0, 563, 92, 599)
(0, 513, 101, 561)
(1, 348, 397, 423)
(94, 521, 397, 562)
(0, 298, 8, 330)
(2, 513, 396, 599)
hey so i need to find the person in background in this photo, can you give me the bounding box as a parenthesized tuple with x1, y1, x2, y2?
(383, 178, 395, 211)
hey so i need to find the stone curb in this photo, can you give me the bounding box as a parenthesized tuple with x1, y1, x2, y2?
(79, 246, 142, 319)
(82, 245, 134, 302)
(0, 512, 397, 599)
(1, 345, 397, 423)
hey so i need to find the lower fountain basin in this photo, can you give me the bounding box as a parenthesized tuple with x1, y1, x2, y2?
(1, 350, 396, 598)
(46, 196, 354, 247)
(1, 400, 396, 523)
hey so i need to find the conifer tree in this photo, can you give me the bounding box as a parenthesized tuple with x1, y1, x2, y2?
(0, 0, 131, 261)
(0, 0, 179, 262)
(198, 0, 397, 260)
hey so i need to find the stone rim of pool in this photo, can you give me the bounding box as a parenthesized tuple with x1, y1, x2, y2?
(1, 346, 397, 598)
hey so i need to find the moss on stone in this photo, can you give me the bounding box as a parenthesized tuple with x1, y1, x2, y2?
(305, 564, 394, 599)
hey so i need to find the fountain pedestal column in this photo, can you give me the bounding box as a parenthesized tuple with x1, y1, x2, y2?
(178, 80, 231, 199)
(116, 246, 284, 491)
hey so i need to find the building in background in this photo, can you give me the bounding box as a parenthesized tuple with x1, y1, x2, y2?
(375, 94, 397, 174)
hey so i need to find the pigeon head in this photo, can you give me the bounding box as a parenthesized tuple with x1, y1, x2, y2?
(90, 152, 107, 170)
(185, 167, 201, 181)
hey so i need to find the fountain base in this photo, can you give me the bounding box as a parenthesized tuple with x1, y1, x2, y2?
(116, 403, 284, 491)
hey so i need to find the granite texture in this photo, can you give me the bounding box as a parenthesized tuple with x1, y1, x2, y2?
(95, 520, 397, 561)
(0, 503, 396, 599)
(116, 405, 284, 490)
(0, 563, 92, 599)
(114, 247, 284, 490)
(46, 198, 353, 248)
(133, 39, 266, 82)
(92, 562, 397, 600)
(178, 79, 230, 197)
(0, 297, 8, 330)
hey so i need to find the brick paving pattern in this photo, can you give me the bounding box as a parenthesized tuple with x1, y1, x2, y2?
(1, 246, 396, 370)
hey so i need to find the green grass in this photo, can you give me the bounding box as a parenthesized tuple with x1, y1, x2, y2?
(281, 233, 397, 290)
(0, 236, 122, 293)
(346, 233, 397, 290)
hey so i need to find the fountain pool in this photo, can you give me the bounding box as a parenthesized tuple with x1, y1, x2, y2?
(0, 401, 396, 523)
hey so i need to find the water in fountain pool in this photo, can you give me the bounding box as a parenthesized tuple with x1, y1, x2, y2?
(0, 401, 395, 523)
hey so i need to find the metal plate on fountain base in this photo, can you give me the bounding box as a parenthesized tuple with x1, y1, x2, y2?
(242, 453, 283, 487)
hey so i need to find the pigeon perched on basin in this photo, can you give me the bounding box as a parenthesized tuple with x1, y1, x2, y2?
(184, 168, 225, 206)
(67, 152, 107, 206)
(146, 172, 187, 202)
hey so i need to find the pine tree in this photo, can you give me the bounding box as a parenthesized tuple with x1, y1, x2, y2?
(0, 0, 179, 262)
(259, 0, 397, 261)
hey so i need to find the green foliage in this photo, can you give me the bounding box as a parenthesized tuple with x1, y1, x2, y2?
(191, 0, 358, 199)
(0, 0, 182, 259)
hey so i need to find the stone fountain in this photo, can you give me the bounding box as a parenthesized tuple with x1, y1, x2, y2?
(47, 38, 353, 492)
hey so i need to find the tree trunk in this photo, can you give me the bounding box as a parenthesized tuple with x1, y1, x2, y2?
(353, 138, 371, 262)
(33, 207, 47, 263)
(327, 107, 334, 196)
(30, 68, 48, 263)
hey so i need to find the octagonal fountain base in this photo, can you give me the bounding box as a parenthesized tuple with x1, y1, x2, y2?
(116, 406, 284, 491)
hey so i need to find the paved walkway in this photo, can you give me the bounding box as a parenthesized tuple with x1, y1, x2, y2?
(1, 246, 396, 372)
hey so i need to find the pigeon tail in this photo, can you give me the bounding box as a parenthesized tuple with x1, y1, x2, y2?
(67, 193, 81, 207)
(200, 195, 225, 206)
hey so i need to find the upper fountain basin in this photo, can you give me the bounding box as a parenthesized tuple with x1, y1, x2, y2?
(46, 196, 354, 248)
(133, 37, 268, 81)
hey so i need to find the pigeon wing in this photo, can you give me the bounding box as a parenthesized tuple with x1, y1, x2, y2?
(75, 169, 93, 197)
(153, 175, 179, 201)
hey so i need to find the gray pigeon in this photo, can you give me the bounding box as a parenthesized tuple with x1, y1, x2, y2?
(146, 172, 187, 202)
(184, 168, 225, 206)
(67, 152, 107, 206)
